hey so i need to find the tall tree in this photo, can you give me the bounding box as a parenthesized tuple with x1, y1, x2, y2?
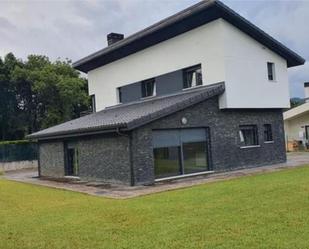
(0, 53, 90, 140)
(0, 53, 24, 140)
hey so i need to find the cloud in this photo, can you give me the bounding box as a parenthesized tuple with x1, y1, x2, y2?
(0, 0, 307, 97)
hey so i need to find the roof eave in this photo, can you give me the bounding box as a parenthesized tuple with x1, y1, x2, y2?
(27, 124, 128, 141)
(213, 1, 305, 68)
(72, 0, 305, 73)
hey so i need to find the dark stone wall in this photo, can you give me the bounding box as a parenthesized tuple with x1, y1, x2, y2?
(77, 134, 131, 184)
(39, 141, 65, 177)
(131, 96, 286, 185)
(38, 96, 286, 186)
(38, 133, 131, 184)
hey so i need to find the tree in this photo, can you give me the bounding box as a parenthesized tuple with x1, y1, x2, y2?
(0, 53, 25, 140)
(0, 53, 90, 140)
(290, 97, 304, 109)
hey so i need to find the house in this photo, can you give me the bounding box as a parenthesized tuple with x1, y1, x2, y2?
(284, 83, 309, 151)
(28, 0, 305, 185)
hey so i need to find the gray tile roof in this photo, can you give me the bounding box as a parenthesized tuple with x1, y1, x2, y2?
(27, 82, 225, 140)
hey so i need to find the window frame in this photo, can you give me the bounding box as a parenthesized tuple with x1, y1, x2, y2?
(90, 94, 96, 113)
(267, 62, 276, 81)
(117, 87, 122, 103)
(263, 124, 273, 143)
(239, 125, 259, 148)
(141, 78, 156, 98)
(183, 64, 203, 89)
(152, 128, 212, 180)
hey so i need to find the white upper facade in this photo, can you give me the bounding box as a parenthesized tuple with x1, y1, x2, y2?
(73, 0, 304, 112)
(88, 18, 290, 111)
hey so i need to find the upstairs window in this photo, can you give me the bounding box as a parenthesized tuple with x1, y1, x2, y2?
(267, 62, 275, 81)
(91, 94, 96, 113)
(141, 78, 156, 98)
(239, 125, 259, 147)
(183, 65, 203, 89)
(264, 124, 273, 142)
(117, 87, 122, 103)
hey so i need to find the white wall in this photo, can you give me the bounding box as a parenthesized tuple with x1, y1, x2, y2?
(88, 19, 290, 111)
(0, 160, 38, 172)
(284, 114, 309, 141)
(220, 21, 290, 109)
(88, 19, 226, 111)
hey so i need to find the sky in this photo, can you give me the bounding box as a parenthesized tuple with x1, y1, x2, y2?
(0, 0, 308, 97)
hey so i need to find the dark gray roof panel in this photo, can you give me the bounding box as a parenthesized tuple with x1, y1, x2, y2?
(27, 82, 225, 140)
(73, 0, 305, 73)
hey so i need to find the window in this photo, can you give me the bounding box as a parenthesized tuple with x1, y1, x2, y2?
(239, 125, 259, 146)
(91, 94, 96, 113)
(152, 128, 210, 179)
(183, 64, 203, 89)
(117, 87, 122, 103)
(267, 62, 275, 81)
(264, 124, 273, 142)
(141, 78, 156, 98)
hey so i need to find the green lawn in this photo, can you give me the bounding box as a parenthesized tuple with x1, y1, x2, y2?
(1, 167, 309, 249)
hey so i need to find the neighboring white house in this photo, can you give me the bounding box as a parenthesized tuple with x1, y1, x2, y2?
(284, 83, 309, 150)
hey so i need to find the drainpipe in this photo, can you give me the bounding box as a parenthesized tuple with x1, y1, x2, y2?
(116, 128, 135, 186)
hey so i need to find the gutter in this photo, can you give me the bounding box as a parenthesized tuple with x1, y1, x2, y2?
(28, 127, 128, 141)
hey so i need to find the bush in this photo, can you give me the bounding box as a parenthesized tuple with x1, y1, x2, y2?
(0, 140, 36, 145)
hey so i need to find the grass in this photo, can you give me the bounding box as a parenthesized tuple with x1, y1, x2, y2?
(1, 166, 309, 249)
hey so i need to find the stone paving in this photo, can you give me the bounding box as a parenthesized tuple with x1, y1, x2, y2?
(3, 152, 309, 199)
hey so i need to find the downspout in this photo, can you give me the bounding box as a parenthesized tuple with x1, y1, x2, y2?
(116, 127, 135, 186)
(37, 140, 41, 177)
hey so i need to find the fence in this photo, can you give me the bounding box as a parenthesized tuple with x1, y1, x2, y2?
(0, 141, 38, 162)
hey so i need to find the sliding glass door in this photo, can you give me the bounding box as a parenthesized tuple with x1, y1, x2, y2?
(182, 141, 208, 174)
(153, 128, 210, 179)
(154, 146, 181, 178)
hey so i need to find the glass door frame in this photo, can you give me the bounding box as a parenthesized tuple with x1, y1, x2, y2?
(64, 141, 79, 176)
(152, 127, 212, 179)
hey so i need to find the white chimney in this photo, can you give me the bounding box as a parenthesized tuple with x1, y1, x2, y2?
(305, 82, 309, 102)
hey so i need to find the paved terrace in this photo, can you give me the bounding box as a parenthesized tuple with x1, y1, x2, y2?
(3, 152, 309, 199)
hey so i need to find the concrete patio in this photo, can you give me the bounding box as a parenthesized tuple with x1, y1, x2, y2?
(2, 152, 309, 199)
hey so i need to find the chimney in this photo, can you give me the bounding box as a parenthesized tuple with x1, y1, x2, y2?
(107, 33, 124, 46)
(304, 82, 309, 102)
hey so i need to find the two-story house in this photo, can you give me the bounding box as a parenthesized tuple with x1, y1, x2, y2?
(28, 0, 305, 185)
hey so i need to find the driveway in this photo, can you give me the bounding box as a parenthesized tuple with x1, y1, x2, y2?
(3, 152, 309, 199)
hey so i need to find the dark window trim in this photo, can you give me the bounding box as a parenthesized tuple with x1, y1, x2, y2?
(267, 62, 275, 81)
(183, 64, 203, 89)
(152, 127, 212, 178)
(90, 94, 96, 113)
(141, 78, 156, 98)
(305, 125, 309, 140)
(239, 125, 259, 148)
(64, 141, 80, 176)
(117, 87, 122, 103)
(263, 124, 273, 142)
